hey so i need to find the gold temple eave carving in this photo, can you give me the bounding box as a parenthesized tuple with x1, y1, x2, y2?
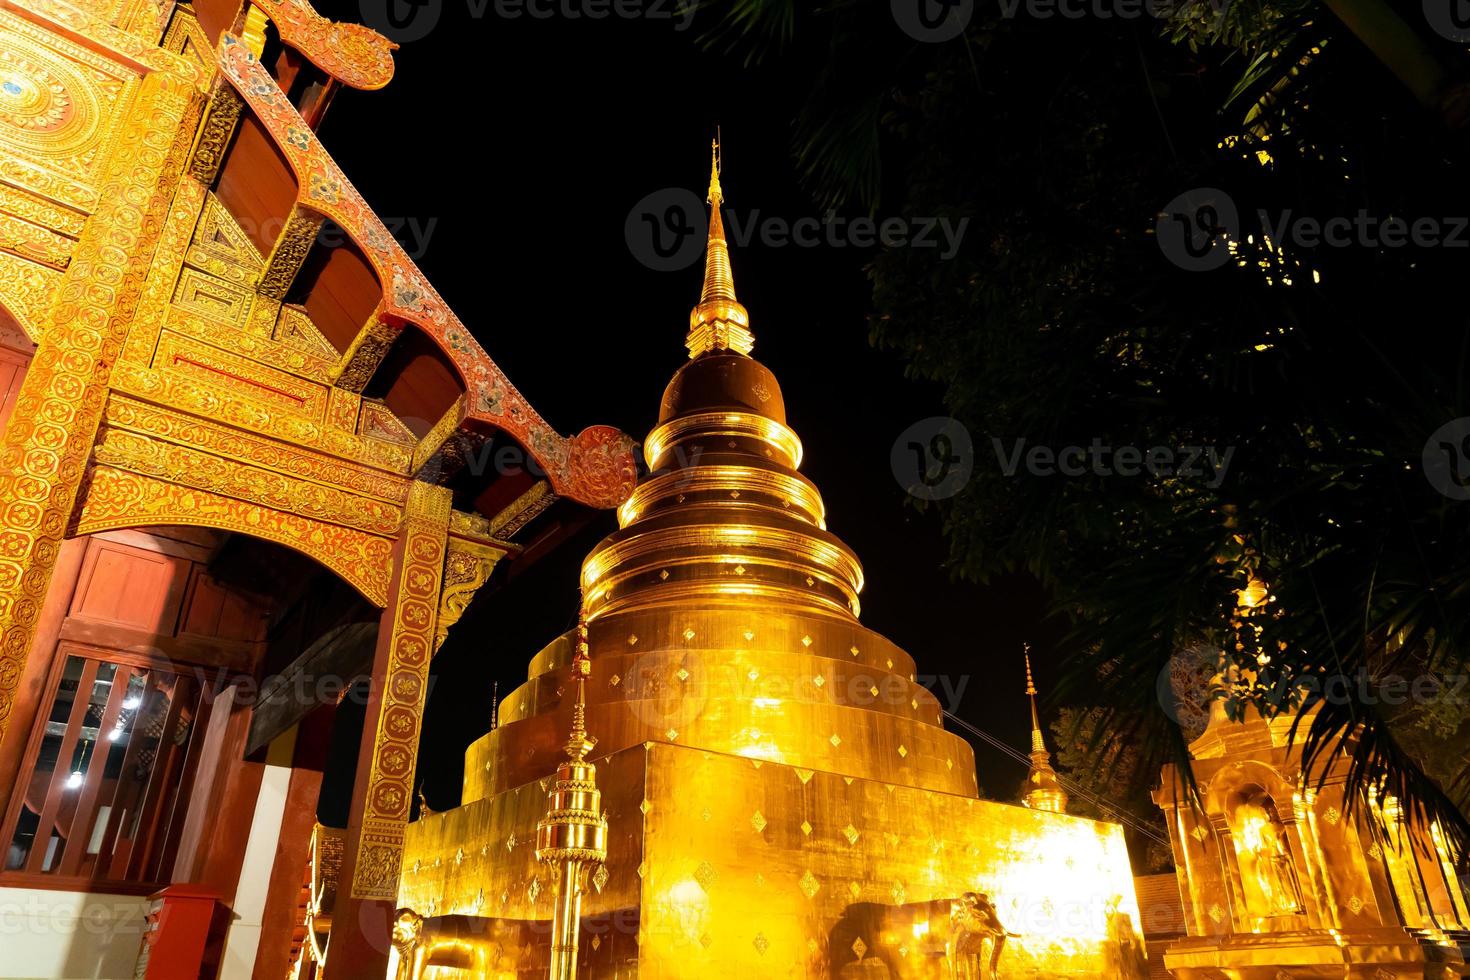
(211, 34, 637, 511)
(246, 0, 398, 91)
(74, 465, 396, 604)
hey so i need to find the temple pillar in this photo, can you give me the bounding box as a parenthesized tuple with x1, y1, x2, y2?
(0, 69, 199, 747)
(325, 480, 452, 980)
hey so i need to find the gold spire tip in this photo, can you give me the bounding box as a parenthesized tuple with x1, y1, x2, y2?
(707, 130, 723, 205)
(686, 128, 753, 359)
(1024, 644, 1037, 697)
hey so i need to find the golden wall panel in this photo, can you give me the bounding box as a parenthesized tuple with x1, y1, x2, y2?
(402, 743, 1144, 979)
(0, 248, 61, 340)
(361, 399, 417, 447)
(76, 464, 394, 604)
(160, 4, 215, 79)
(166, 305, 337, 383)
(110, 360, 413, 472)
(0, 211, 73, 268)
(185, 192, 264, 285)
(171, 265, 253, 327)
(277, 304, 340, 362)
(91, 425, 405, 536)
(102, 394, 410, 504)
(402, 746, 648, 923)
(151, 329, 329, 419)
(464, 608, 974, 804)
(0, 0, 208, 85)
(0, 181, 87, 237)
(0, 7, 134, 196)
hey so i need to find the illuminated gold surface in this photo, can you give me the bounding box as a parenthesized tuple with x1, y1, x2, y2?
(1156, 579, 1470, 977)
(398, 155, 1145, 976)
(404, 743, 1145, 977)
(1156, 706, 1470, 978)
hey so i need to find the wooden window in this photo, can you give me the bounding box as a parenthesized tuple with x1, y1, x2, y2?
(1, 647, 213, 889)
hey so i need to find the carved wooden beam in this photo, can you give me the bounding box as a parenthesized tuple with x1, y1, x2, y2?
(257, 204, 324, 300)
(331, 313, 401, 393)
(410, 397, 482, 484)
(487, 480, 557, 539)
(187, 84, 244, 184)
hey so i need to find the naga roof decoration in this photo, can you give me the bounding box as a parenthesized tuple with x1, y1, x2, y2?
(250, 0, 398, 90)
(217, 34, 638, 509)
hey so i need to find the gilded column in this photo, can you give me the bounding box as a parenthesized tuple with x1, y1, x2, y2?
(0, 68, 199, 744)
(327, 480, 451, 979)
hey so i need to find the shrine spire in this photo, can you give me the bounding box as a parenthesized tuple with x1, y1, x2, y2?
(686, 131, 753, 359)
(1022, 644, 1069, 814)
(1025, 645, 1046, 754)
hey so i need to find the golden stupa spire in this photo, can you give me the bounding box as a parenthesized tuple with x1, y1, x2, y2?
(535, 611, 608, 980)
(686, 131, 754, 359)
(1025, 646, 1046, 755)
(1022, 644, 1068, 814)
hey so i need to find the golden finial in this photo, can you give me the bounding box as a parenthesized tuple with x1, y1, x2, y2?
(707, 130, 723, 205)
(565, 614, 595, 763)
(687, 130, 753, 359)
(489, 680, 499, 731)
(537, 605, 608, 980)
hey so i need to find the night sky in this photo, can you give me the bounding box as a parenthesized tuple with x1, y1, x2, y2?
(309, 0, 1057, 807)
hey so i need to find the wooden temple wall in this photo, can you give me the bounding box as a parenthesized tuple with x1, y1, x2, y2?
(0, 0, 634, 976)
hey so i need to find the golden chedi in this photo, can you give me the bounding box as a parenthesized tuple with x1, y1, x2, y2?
(395, 142, 1146, 978)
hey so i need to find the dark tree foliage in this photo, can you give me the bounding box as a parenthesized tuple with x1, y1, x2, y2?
(705, 0, 1470, 852)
